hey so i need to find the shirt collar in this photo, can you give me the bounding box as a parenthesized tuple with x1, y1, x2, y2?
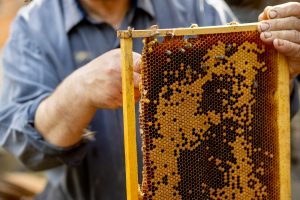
(63, 0, 155, 33)
(136, 0, 155, 19)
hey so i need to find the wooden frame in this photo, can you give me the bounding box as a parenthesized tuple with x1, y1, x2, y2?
(118, 23, 258, 39)
(118, 23, 290, 200)
(277, 54, 291, 200)
(121, 37, 139, 200)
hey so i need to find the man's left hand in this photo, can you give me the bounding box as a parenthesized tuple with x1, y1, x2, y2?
(258, 2, 300, 81)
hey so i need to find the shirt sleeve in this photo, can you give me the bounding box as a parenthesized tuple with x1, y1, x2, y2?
(0, 15, 89, 171)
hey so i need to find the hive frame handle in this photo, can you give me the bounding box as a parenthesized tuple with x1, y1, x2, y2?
(121, 37, 139, 200)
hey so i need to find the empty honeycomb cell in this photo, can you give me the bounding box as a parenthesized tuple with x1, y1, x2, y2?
(139, 31, 279, 200)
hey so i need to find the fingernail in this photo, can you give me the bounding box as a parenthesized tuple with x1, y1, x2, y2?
(277, 39, 284, 46)
(264, 32, 272, 39)
(269, 10, 278, 19)
(260, 23, 270, 32)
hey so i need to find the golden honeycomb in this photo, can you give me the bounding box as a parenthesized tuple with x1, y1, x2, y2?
(139, 31, 279, 200)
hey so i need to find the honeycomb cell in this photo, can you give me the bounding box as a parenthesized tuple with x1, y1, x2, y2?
(139, 31, 279, 200)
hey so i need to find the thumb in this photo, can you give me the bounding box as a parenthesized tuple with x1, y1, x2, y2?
(133, 72, 141, 89)
(133, 52, 142, 73)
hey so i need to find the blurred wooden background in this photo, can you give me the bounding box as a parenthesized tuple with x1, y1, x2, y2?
(0, 0, 23, 90)
(0, 1, 46, 199)
(0, 0, 23, 48)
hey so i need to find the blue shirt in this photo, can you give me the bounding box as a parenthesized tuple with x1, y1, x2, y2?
(0, 0, 298, 199)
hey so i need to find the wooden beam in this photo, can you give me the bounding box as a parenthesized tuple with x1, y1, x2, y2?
(117, 23, 258, 39)
(277, 53, 291, 200)
(120, 38, 139, 200)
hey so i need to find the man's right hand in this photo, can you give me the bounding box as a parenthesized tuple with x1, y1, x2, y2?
(35, 49, 141, 148)
(75, 49, 141, 109)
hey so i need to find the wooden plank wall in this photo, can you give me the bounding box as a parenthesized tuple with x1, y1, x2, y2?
(0, 0, 23, 48)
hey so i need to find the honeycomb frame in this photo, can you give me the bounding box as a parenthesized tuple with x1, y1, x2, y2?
(118, 23, 290, 200)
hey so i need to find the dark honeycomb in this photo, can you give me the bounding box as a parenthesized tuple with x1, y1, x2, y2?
(139, 31, 279, 200)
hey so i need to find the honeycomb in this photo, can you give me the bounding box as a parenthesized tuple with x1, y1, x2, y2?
(139, 31, 279, 200)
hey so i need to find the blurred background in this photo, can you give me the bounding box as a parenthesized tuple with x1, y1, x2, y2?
(0, 1, 46, 200)
(0, 0, 299, 199)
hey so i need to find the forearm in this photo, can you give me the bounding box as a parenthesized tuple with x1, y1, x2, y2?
(35, 73, 96, 148)
(35, 49, 141, 148)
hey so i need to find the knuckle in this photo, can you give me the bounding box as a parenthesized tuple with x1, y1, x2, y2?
(106, 65, 121, 76)
(106, 67, 116, 75)
(290, 16, 298, 27)
(264, 6, 272, 12)
(282, 17, 291, 27)
(292, 30, 300, 42)
(295, 2, 300, 9)
(280, 41, 293, 55)
(286, 41, 294, 51)
(296, 45, 300, 57)
(290, 16, 298, 22)
(288, 43, 300, 57)
(267, 19, 277, 30)
(293, 18, 300, 31)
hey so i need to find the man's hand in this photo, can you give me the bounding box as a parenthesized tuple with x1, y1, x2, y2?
(75, 49, 141, 109)
(35, 49, 141, 148)
(258, 2, 300, 81)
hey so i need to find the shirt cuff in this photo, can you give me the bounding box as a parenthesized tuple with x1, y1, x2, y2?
(24, 93, 90, 167)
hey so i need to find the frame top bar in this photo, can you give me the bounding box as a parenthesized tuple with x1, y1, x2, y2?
(117, 23, 258, 39)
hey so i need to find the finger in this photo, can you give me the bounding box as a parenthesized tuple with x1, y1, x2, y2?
(266, 2, 300, 19)
(258, 6, 273, 21)
(133, 52, 142, 73)
(273, 38, 300, 58)
(258, 17, 300, 33)
(258, 13, 264, 22)
(260, 30, 300, 45)
(273, 39, 300, 79)
(133, 72, 140, 89)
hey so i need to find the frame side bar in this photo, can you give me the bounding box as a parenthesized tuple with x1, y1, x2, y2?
(121, 38, 139, 200)
(277, 53, 291, 200)
(117, 23, 258, 39)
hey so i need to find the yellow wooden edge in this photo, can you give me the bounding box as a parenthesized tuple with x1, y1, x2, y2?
(277, 53, 291, 200)
(117, 23, 258, 38)
(121, 38, 139, 200)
